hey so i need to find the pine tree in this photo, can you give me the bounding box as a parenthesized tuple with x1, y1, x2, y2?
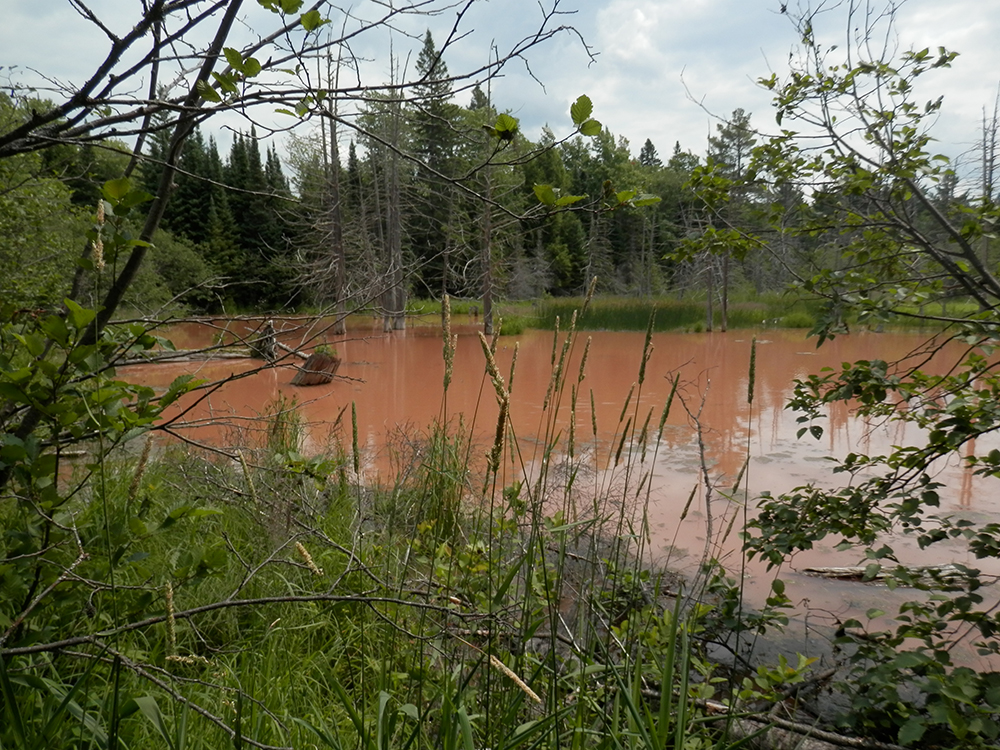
(638, 138, 662, 168)
(409, 31, 460, 296)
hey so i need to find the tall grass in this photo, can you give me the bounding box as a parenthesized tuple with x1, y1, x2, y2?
(1, 292, 808, 750)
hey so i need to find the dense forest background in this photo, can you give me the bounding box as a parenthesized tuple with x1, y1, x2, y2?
(0, 32, 870, 320)
(5, 29, 993, 328)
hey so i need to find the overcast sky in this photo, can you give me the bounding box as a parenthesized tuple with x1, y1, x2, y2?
(3, 0, 998, 179)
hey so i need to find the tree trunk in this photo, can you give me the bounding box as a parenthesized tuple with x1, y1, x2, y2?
(721, 252, 729, 332)
(386, 88, 405, 331)
(481, 171, 494, 336)
(705, 258, 714, 332)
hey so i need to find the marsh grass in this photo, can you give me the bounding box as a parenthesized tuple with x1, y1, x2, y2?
(1, 291, 803, 750)
(536, 295, 819, 331)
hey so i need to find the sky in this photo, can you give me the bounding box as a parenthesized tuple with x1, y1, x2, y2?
(2, 0, 998, 180)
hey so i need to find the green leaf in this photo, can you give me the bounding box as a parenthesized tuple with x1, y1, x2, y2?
(102, 177, 132, 202)
(570, 95, 593, 126)
(135, 696, 176, 750)
(280, 0, 303, 11)
(495, 112, 518, 132)
(579, 119, 602, 137)
(300, 9, 328, 31)
(533, 184, 557, 206)
(632, 194, 662, 207)
(120, 190, 155, 209)
(196, 79, 222, 102)
(771, 578, 785, 596)
(554, 194, 586, 207)
(242, 56, 262, 78)
(0, 655, 27, 748)
(223, 47, 243, 70)
(212, 71, 239, 95)
(400, 703, 419, 720)
(40, 314, 70, 347)
(899, 717, 926, 745)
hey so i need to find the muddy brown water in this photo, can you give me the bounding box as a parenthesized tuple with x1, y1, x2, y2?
(125, 319, 1000, 662)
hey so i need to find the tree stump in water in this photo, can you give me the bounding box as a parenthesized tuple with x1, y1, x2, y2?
(251, 319, 277, 362)
(290, 352, 341, 386)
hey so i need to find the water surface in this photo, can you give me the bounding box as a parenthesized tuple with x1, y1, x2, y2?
(126, 320, 1000, 650)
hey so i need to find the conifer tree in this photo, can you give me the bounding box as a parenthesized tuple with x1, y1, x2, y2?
(409, 31, 460, 296)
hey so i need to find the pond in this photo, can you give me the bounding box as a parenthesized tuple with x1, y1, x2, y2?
(124, 317, 1000, 656)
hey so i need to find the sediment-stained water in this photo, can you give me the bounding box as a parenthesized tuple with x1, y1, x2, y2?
(123, 318, 1000, 653)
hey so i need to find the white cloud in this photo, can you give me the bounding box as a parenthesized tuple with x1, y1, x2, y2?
(1, 0, 996, 174)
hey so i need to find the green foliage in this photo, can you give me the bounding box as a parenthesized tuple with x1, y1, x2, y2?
(708, 8, 1000, 746)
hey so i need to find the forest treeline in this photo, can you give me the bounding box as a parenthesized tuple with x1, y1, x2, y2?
(0, 30, 983, 326)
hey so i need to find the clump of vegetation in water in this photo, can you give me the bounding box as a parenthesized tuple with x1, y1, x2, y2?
(535, 294, 820, 332)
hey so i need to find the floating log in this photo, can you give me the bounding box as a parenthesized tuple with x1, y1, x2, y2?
(290, 353, 341, 386)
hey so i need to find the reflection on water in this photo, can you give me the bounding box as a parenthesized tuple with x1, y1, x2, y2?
(125, 322, 1000, 639)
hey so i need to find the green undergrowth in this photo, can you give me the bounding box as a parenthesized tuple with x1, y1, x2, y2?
(0, 296, 807, 750)
(11, 291, 987, 750)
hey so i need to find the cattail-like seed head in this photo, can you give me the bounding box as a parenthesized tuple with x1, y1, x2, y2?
(92, 239, 105, 271)
(657, 374, 679, 442)
(618, 383, 635, 425)
(488, 399, 508, 474)
(442, 295, 455, 392)
(590, 389, 598, 439)
(295, 541, 324, 576)
(237, 449, 257, 503)
(478, 332, 508, 404)
(165, 582, 176, 654)
(166, 654, 211, 666)
(569, 385, 577, 459)
(127, 438, 152, 505)
(351, 401, 360, 476)
(639, 407, 653, 463)
(489, 654, 541, 704)
(577, 336, 591, 385)
(507, 342, 519, 396)
(747, 337, 757, 406)
(638, 313, 655, 386)
(581, 276, 598, 316)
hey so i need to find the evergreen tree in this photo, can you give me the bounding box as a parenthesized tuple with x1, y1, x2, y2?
(409, 31, 460, 296)
(638, 138, 662, 168)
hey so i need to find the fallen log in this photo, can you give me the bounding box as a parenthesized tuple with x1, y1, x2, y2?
(276, 340, 309, 360)
(800, 563, 965, 585)
(290, 352, 341, 386)
(120, 348, 253, 364)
